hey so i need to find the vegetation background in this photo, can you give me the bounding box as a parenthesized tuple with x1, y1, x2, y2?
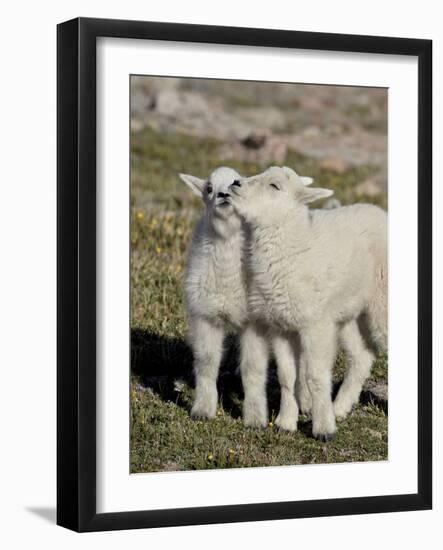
(130, 76, 388, 473)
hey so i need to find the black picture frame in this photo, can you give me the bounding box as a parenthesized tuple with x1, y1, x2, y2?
(57, 17, 432, 532)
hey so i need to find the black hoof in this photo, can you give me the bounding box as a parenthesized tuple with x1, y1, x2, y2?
(316, 432, 336, 442)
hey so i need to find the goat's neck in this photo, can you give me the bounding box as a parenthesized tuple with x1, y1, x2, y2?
(206, 213, 242, 243)
(249, 207, 311, 258)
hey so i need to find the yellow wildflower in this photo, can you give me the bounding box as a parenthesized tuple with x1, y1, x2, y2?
(207, 453, 214, 461)
(156, 246, 162, 254)
(136, 211, 144, 220)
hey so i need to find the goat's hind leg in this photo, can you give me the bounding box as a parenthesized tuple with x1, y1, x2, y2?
(189, 317, 224, 419)
(295, 349, 312, 414)
(334, 319, 374, 420)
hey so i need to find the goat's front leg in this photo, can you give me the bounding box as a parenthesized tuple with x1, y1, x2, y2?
(300, 322, 337, 441)
(272, 333, 298, 432)
(189, 317, 224, 419)
(240, 324, 269, 428)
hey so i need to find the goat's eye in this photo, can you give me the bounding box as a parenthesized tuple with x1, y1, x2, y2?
(232, 179, 241, 187)
(207, 185, 213, 194)
(270, 183, 280, 190)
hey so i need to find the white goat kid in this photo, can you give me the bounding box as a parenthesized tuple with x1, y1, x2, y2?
(180, 167, 298, 431)
(230, 167, 387, 440)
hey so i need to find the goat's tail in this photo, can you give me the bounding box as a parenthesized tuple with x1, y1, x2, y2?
(365, 245, 388, 352)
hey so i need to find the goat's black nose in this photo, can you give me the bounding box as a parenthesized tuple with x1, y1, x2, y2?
(231, 179, 242, 187)
(217, 192, 230, 198)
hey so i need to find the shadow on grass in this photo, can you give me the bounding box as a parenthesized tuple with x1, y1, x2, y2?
(131, 328, 283, 419)
(131, 328, 387, 421)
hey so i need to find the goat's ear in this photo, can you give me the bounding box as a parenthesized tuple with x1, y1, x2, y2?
(300, 176, 314, 186)
(282, 166, 298, 179)
(282, 167, 313, 186)
(298, 186, 334, 204)
(179, 173, 205, 198)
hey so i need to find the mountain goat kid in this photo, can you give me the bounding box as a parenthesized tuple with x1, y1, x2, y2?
(180, 167, 301, 431)
(230, 166, 387, 441)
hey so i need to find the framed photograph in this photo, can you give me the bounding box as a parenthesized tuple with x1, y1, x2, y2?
(57, 17, 432, 532)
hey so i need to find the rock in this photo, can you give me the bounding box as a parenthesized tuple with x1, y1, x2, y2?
(237, 107, 287, 132)
(218, 131, 288, 165)
(302, 125, 322, 138)
(297, 96, 324, 111)
(242, 130, 269, 149)
(129, 78, 388, 184)
(364, 380, 388, 402)
(355, 178, 383, 197)
(363, 428, 383, 440)
(287, 127, 387, 172)
(162, 462, 181, 472)
(154, 90, 210, 118)
(361, 380, 388, 413)
(325, 123, 345, 136)
(320, 156, 349, 173)
(130, 118, 144, 133)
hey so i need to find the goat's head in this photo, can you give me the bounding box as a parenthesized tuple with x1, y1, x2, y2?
(179, 167, 242, 223)
(229, 166, 333, 224)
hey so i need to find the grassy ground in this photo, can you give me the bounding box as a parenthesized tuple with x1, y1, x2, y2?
(130, 126, 388, 473)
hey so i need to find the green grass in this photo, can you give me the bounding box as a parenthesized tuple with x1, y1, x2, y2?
(131, 386, 387, 472)
(130, 126, 388, 473)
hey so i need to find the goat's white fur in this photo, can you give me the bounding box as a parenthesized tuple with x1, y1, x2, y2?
(181, 167, 299, 430)
(230, 166, 387, 439)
